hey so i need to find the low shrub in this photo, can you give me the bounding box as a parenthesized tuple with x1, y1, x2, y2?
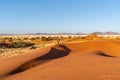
(0, 42, 34, 48)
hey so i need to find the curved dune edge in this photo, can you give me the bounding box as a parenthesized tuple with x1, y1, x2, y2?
(65, 41, 120, 57)
(0, 46, 51, 78)
(1, 41, 120, 80)
(0, 45, 71, 78)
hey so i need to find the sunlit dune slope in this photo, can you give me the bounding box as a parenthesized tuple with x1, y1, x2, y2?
(65, 41, 120, 57)
(0, 47, 51, 78)
(1, 40, 120, 80)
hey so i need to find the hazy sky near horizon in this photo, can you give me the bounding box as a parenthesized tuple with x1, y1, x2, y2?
(0, 0, 120, 33)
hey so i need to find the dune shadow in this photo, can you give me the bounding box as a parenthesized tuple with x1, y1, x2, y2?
(96, 51, 115, 57)
(9, 45, 71, 75)
(40, 45, 71, 60)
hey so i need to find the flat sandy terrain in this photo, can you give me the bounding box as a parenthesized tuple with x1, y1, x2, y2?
(1, 40, 120, 80)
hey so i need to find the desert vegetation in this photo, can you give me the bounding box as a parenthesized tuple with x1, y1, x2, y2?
(0, 34, 120, 58)
(0, 34, 120, 48)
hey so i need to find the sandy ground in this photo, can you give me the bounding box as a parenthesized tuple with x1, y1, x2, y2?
(0, 40, 120, 80)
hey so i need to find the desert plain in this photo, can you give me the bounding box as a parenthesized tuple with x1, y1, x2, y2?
(0, 35, 120, 80)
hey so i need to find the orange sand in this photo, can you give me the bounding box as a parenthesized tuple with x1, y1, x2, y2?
(1, 40, 120, 80)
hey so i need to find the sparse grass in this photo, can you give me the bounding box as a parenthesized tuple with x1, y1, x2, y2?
(0, 35, 120, 58)
(0, 48, 32, 58)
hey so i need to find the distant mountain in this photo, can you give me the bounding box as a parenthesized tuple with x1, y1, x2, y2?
(90, 32, 104, 35)
(75, 33, 86, 35)
(0, 34, 15, 36)
(104, 32, 120, 35)
(91, 32, 120, 35)
(0, 32, 119, 36)
(27, 33, 86, 35)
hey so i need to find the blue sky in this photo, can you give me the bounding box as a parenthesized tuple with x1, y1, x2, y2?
(0, 0, 120, 34)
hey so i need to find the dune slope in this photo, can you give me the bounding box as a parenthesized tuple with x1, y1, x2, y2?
(1, 41, 120, 80)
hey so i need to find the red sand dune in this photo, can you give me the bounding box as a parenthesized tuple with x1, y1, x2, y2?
(1, 40, 120, 80)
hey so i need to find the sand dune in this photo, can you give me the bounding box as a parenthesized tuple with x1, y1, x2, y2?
(0, 47, 51, 78)
(1, 40, 120, 80)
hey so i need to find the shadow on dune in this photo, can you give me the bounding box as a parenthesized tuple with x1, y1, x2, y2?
(9, 45, 71, 75)
(40, 45, 71, 60)
(95, 51, 115, 57)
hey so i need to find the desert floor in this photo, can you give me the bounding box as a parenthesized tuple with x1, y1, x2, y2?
(0, 40, 120, 80)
